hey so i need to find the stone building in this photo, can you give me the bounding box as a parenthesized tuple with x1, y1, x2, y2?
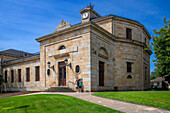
(0, 4, 152, 92)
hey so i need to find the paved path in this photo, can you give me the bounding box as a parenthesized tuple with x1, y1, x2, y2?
(13, 92, 170, 113)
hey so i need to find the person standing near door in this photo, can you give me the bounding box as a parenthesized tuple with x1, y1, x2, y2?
(76, 78, 83, 93)
(79, 78, 83, 93)
(76, 79, 79, 93)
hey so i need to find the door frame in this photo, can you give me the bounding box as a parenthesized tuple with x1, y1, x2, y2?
(99, 61, 104, 86)
(58, 61, 66, 86)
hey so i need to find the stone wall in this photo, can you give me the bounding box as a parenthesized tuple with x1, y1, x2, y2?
(39, 26, 92, 92)
(92, 17, 151, 91)
(96, 18, 113, 34)
(94, 16, 150, 45)
(90, 28, 115, 91)
(143, 50, 150, 89)
(2, 58, 40, 91)
(113, 41, 143, 90)
(114, 20, 141, 41)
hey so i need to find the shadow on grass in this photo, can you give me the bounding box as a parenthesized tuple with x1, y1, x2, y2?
(2, 105, 29, 111)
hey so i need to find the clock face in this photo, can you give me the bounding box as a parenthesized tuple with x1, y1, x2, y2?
(83, 13, 89, 19)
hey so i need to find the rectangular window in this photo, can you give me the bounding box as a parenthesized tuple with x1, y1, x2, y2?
(127, 62, 132, 73)
(5, 71, 7, 83)
(11, 70, 14, 83)
(99, 61, 104, 86)
(126, 28, 132, 39)
(26, 68, 30, 82)
(145, 66, 147, 80)
(18, 69, 21, 82)
(35, 66, 40, 81)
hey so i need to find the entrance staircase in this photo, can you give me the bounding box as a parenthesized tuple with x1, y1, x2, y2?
(45, 86, 75, 92)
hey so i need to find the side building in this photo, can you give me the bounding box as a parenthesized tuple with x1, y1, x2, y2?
(0, 49, 40, 91)
(1, 4, 152, 92)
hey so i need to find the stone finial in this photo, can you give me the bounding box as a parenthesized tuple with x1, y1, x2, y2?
(54, 20, 71, 32)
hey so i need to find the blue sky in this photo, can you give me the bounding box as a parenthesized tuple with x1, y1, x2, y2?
(0, 0, 170, 72)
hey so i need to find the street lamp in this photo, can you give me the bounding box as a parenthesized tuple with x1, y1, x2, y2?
(47, 61, 54, 70)
(64, 58, 72, 69)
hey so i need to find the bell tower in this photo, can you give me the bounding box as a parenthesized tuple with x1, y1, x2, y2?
(80, 3, 101, 23)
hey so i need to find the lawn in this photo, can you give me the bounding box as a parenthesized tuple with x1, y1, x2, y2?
(0, 94, 122, 113)
(94, 91, 170, 110)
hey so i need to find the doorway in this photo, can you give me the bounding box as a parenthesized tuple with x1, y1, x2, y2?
(99, 61, 104, 86)
(58, 61, 66, 86)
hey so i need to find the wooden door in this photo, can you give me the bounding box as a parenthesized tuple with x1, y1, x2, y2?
(58, 62, 66, 86)
(99, 61, 104, 86)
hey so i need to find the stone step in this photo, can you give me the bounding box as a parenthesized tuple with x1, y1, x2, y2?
(46, 87, 75, 92)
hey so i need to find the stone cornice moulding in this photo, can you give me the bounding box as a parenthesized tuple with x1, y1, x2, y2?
(53, 53, 70, 59)
(48, 46, 78, 57)
(114, 16, 151, 39)
(90, 22, 116, 41)
(90, 21, 147, 48)
(36, 20, 152, 55)
(90, 21, 151, 52)
(92, 15, 151, 39)
(91, 24, 152, 55)
(90, 23, 151, 56)
(44, 35, 82, 47)
(36, 15, 151, 43)
(36, 22, 93, 42)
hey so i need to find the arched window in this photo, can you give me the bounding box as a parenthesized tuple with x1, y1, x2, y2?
(98, 47, 108, 59)
(127, 75, 132, 79)
(58, 45, 66, 50)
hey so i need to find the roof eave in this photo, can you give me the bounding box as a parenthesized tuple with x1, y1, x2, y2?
(35, 22, 94, 42)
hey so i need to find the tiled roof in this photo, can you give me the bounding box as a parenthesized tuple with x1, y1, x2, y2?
(3, 54, 40, 65)
(0, 49, 34, 57)
(151, 77, 165, 82)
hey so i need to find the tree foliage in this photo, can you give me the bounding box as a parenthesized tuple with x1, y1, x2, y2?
(150, 69, 161, 80)
(150, 17, 170, 78)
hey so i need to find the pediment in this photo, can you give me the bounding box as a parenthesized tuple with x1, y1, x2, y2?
(54, 20, 71, 32)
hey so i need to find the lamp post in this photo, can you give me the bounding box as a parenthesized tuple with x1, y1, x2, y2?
(47, 61, 54, 70)
(64, 58, 72, 69)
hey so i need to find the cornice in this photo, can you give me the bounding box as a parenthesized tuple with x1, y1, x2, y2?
(145, 49, 152, 55)
(114, 16, 151, 39)
(36, 19, 151, 56)
(92, 15, 113, 23)
(143, 44, 153, 55)
(90, 23, 152, 55)
(90, 21, 116, 41)
(36, 22, 93, 42)
(36, 14, 151, 43)
(92, 15, 151, 39)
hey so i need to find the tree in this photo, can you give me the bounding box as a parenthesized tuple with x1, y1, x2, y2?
(149, 17, 170, 81)
(150, 69, 161, 80)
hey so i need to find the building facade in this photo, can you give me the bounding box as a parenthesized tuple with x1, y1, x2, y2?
(1, 5, 152, 92)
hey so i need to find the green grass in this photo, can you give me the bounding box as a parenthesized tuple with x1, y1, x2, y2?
(94, 91, 170, 110)
(0, 94, 122, 113)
